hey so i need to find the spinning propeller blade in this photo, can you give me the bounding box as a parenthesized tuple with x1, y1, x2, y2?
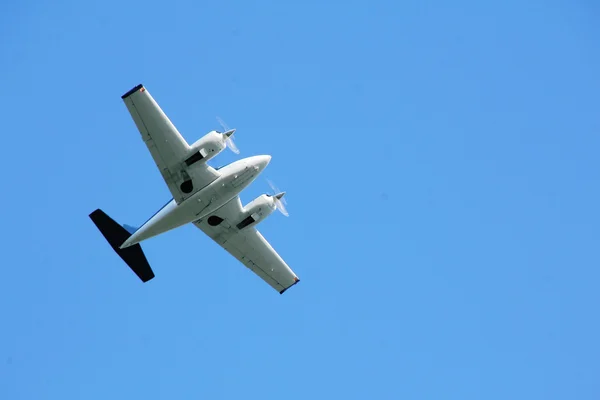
(267, 179, 289, 217)
(216, 116, 240, 154)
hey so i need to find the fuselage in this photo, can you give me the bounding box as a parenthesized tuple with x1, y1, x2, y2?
(120, 154, 271, 249)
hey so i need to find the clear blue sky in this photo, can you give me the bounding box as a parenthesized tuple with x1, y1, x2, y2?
(1, 0, 599, 398)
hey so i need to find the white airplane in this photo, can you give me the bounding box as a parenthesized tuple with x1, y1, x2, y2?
(89, 84, 300, 294)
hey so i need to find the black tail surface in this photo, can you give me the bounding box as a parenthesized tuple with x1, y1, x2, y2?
(89, 209, 155, 282)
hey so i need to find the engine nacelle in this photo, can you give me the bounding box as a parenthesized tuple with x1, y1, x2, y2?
(182, 131, 226, 167)
(236, 194, 277, 230)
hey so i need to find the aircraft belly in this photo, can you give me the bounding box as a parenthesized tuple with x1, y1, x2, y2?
(123, 177, 247, 246)
(120, 156, 266, 248)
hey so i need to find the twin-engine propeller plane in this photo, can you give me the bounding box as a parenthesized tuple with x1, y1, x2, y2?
(89, 84, 300, 294)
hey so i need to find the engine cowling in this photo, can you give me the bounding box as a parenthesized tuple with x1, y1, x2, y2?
(182, 131, 226, 167)
(236, 194, 277, 230)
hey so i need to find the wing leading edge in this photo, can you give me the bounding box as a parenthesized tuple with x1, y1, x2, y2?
(193, 196, 300, 294)
(121, 84, 219, 203)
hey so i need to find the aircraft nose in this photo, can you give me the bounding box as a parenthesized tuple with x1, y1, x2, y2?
(257, 155, 271, 169)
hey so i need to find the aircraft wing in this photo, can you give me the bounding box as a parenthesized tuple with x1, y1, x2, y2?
(193, 196, 300, 294)
(121, 84, 219, 204)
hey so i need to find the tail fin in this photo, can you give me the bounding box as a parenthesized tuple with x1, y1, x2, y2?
(89, 209, 155, 282)
(122, 224, 139, 234)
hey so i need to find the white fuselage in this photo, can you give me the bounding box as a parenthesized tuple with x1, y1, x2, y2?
(120, 155, 271, 249)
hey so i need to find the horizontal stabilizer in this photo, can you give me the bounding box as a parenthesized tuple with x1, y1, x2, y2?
(89, 209, 155, 282)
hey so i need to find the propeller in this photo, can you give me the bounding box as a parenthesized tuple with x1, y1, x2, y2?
(267, 179, 289, 217)
(216, 116, 240, 154)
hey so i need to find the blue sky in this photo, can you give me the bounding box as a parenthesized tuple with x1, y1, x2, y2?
(1, 0, 599, 398)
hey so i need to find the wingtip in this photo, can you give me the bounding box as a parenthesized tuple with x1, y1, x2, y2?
(279, 277, 300, 294)
(121, 84, 144, 99)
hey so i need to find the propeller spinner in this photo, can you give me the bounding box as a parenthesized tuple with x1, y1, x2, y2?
(216, 116, 240, 154)
(267, 179, 289, 217)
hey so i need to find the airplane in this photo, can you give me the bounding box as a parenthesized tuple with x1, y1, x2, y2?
(89, 84, 300, 294)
